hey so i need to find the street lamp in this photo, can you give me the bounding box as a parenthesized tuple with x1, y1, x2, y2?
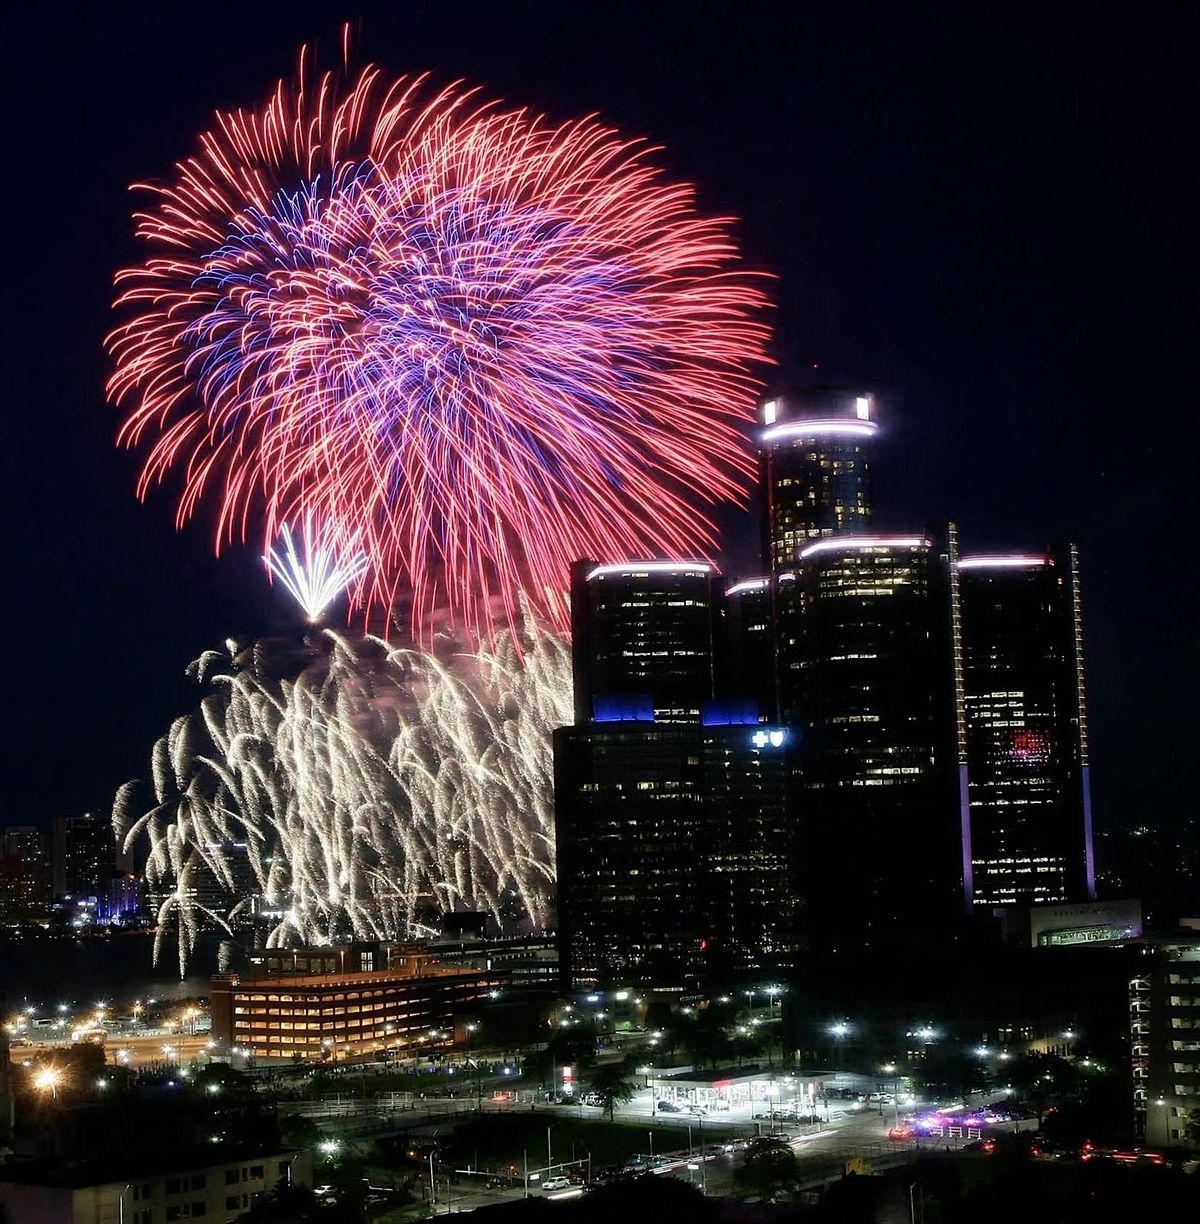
(466, 1023, 482, 1108)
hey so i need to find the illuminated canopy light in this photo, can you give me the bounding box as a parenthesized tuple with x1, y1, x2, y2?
(760, 418, 879, 444)
(798, 535, 930, 560)
(726, 577, 769, 596)
(585, 561, 715, 582)
(956, 555, 1048, 570)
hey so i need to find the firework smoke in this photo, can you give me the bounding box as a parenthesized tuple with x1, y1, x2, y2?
(114, 616, 570, 974)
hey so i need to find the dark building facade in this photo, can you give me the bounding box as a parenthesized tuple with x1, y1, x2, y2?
(569, 560, 718, 724)
(553, 719, 799, 987)
(957, 548, 1095, 908)
(759, 388, 877, 572)
(775, 529, 968, 953)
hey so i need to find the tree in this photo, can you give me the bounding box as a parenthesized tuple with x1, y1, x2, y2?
(587, 1061, 638, 1122)
(1185, 1107, 1200, 1147)
(734, 1136, 800, 1202)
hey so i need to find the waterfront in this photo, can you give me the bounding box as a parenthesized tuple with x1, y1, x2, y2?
(0, 931, 220, 1010)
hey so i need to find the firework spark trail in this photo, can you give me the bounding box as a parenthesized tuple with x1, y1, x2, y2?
(265, 513, 368, 620)
(107, 46, 770, 640)
(114, 617, 571, 974)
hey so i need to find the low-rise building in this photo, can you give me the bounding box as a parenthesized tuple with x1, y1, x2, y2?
(0, 1146, 311, 1224)
(210, 951, 506, 1060)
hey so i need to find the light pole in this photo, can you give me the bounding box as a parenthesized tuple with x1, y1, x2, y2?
(466, 1023, 482, 1109)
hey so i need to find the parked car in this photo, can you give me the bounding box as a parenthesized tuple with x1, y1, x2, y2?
(655, 1099, 682, 1113)
(541, 1176, 572, 1191)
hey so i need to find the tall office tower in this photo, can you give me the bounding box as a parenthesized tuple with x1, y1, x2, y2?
(719, 577, 777, 721)
(956, 546, 1095, 907)
(569, 559, 718, 724)
(554, 723, 705, 987)
(51, 812, 116, 897)
(776, 529, 967, 953)
(700, 722, 800, 974)
(759, 388, 877, 572)
(553, 719, 799, 987)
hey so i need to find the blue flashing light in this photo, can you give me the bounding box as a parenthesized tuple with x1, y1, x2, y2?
(592, 695, 655, 723)
(702, 700, 761, 726)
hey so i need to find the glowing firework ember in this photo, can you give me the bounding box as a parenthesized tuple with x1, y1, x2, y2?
(265, 515, 368, 621)
(114, 617, 571, 973)
(107, 46, 770, 639)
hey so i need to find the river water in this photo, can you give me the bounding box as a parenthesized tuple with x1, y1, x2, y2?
(0, 932, 222, 1012)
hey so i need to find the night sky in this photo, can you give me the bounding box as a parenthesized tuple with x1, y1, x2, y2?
(1, 2, 1194, 852)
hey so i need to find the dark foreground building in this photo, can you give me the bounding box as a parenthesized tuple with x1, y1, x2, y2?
(957, 548, 1095, 908)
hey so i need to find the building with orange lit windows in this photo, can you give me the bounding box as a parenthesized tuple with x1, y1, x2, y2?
(209, 951, 505, 1060)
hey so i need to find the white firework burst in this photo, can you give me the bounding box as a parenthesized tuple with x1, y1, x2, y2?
(114, 614, 571, 974)
(264, 515, 368, 621)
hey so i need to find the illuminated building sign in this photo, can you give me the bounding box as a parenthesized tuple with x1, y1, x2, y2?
(751, 728, 787, 749)
(1037, 925, 1137, 947)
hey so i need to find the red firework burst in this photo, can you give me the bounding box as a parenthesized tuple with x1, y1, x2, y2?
(107, 43, 772, 639)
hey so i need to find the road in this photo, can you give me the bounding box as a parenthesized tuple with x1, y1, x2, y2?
(318, 1085, 1013, 1214)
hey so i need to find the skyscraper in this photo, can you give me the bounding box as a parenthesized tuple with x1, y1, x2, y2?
(555, 557, 799, 987)
(51, 813, 116, 898)
(719, 577, 776, 721)
(554, 722, 705, 987)
(553, 718, 799, 987)
(776, 529, 967, 952)
(569, 559, 718, 723)
(759, 388, 877, 572)
(957, 547, 1095, 908)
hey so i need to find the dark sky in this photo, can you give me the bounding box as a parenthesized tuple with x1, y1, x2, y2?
(1, 2, 1195, 842)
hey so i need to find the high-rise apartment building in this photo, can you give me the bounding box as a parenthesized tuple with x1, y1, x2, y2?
(0, 826, 51, 923)
(957, 548, 1095, 908)
(51, 813, 116, 898)
(569, 560, 718, 724)
(775, 529, 967, 952)
(1130, 937, 1200, 1149)
(759, 388, 877, 572)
